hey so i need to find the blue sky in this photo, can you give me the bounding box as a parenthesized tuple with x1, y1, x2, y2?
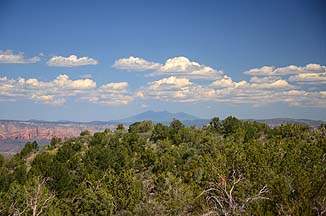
(0, 0, 325, 121)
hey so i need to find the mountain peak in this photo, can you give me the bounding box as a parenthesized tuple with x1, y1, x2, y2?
(119, 110, 198, 123)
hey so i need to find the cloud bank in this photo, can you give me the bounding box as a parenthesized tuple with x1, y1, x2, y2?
(132, 62, 326, 107)
(0, 75, 131, 106)
(1, 56, 325, 108)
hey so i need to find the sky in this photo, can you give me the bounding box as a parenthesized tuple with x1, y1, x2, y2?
(0, 0, 325, 121)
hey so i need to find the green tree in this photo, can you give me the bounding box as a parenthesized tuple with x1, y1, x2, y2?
(151, 123, 170, 142)
(20, 141, 38, 158)
(0, 154, 4, 168)
(222, 116, 242, 136)
(170, 118, 184, 131)
(209, 117, 223, 133)
(116, 123, 125, 130)
(128, 120, 154, 133)
(71, 177, 114, 215)
(50, 137, 62, 146)
(80, 130, 91, 136)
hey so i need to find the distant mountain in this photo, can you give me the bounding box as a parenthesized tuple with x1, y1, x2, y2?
(118, 111, 199, 123)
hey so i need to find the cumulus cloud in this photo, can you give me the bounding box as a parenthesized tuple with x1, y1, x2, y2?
(83, 82, 133, 105)
(31, 95, 66, 105)
(100, 82, 128, 90)
(288, 72, 326, 84)
(134, 76, 193, 102)
(249, 76, 282, 83)
(1, 60, 325, 108)
(245, 63, 326, 76)
(135, 91, 145, 98)
(0, 50, 40, 64)
(112, 56, 161, 71)
(279, 90, 326, 107)
(148, 76, 191, 90)
(250, 80, 293, 89)
(52, 74, 96, 89)
(113, 56, 223, 80)
(0, 75, 96, 105)
(121, 57, 323, 106)
(138, 74, 320, 107)
(0, 74, 134, 106)
(152, 56, 223, 80)
(196, 83, 324, 107)
(47, 55, 98, 67)
(211, 76, 235, 88)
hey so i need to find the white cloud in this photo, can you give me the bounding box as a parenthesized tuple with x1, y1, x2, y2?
(0, 50, 40, 64)
(288, 72, 326, 84)
(31, 95, 66, 106)
(211, 76, 235, 88)
(150, 56, 223, 80)
(52, 74, 96, 89)
(113, 56, 223, 80)
(279, 90, 326, 107)
(0, 75, 97, 105)
(245, 63, 326, 76)
(83, 81, 133, 105)
(1, 59, 325, 108)
(149, 76, 191, 90)
(47, 55, 98, 67)
(138, 74, 319, 107)
(100, 82, 128, 90)
(250, 80, 293, 89)
(249, 76, 282, 83)
(0, 74, 134, 106)
(135, 91, 145, 98)
(287, 90, 305, 96)
(112, 56, 161, 71)
(136, 76, 193, 102)
(244, 66, 275, 76)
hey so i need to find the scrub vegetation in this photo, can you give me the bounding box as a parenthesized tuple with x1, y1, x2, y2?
(0, 117, 325, 215)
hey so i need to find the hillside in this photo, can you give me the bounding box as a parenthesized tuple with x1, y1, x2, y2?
(0, 118, 325, 215)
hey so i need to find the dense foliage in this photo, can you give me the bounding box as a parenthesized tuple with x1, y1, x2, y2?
(0, 117, 325, 215)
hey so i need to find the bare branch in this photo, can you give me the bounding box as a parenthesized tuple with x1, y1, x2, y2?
(199, 174, 269, 215)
